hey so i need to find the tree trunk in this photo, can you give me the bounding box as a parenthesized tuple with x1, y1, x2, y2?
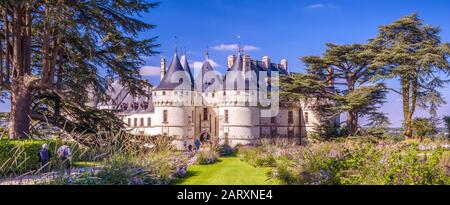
(9, 3, 32, 139)
(402, 77, 413, 139)
(347, 111, 358, 136)
(9, 82, 31, 139)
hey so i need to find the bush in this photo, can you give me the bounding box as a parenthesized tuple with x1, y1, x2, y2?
(270, 140, 450, 185)
(238, 147, 276, 168)
(0, 139, 88, 177)
(413, 118, 437, 140)
(195, 151, 219, 165)
(50, 151, 188, 185)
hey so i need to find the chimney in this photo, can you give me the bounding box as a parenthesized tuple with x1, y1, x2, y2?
(262, 56, 270, 68)
(280, 59, 288, 72)
(327, 67, 334, 88)
(227, 54, 235, 70)
(160, 57, 166, 81)
(243, 54, 251, 71)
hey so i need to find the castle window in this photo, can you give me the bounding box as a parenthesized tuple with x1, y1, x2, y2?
(223, 91, 226, 96)
(271, 126, 277, 136)
(288, 128, 294, 138)
(271, 116, 276, 124)
(212, 92, 215, 98)
(163, 110, 168, 123)
(134, 118, 138, 127)
(288, 111, 293, 124)
(224, 110, 229, 123)
(203, 108, 208, 120)
(147, 118, 151, 127)
(127, 118, 131, 126)
(305, 112, 309, 124)
(162, 91, 166, 95)
(140, 118, 144, 127)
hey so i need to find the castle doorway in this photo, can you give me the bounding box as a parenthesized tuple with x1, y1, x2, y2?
(199, 132, 211, 142)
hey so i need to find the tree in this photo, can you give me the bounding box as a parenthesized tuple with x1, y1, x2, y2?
(280, 73, 339, 139)
(370, 13, 450, 139)
(302, 43, 387, 136)
(412, 118, 436, 141)
(0, 1, 159, 139)
(444, 116, 450, 138)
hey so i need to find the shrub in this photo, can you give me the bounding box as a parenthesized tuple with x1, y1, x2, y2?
(0, 139, 88, 177)
(413, 118, 437, 140)
(49, 151, 188, 185)
(238, 147, 276, 168)
(270, 140, 450, 185)
(195, 151, 219, 165)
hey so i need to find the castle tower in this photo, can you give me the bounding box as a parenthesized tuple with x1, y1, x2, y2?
(280, 59, 288, 72)
(227, 54, 235, 70)
(262, 56, 270, 68)
(153, 50, 194, 145)
(219, 51, 260, 146)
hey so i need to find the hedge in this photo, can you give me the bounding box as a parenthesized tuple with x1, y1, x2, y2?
(0, 139, 88, 176)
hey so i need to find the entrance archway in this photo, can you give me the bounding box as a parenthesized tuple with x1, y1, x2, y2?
(199, 132, 211, 142)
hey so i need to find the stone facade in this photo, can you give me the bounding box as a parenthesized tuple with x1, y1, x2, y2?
(99, 49, 338, 147)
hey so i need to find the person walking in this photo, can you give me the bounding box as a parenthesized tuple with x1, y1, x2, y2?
(57, 142, 72, 175)
(38, 144, 51, 172)
(194, 138, 202, 151)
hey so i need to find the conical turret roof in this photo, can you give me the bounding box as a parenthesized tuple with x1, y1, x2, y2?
(156, 52, 192, 90)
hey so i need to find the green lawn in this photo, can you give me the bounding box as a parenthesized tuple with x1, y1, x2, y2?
(174, 157, 280, 185)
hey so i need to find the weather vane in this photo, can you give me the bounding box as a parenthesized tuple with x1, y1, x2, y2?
(174, 35, 178, 54)
(237, 35, 242, 54)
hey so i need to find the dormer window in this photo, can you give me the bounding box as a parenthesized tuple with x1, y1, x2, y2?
(121, 103, 128, 111)
(141, 101, 149, 109)
(132, 102, 139, 110)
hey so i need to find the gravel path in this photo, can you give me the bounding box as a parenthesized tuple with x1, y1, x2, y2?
(0, 166, 101, 185)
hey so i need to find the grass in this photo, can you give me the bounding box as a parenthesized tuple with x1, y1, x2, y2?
(174, 156, 280, 185)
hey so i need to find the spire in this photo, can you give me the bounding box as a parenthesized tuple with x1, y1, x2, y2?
(174, 35, 178, 56)
(205, 47, 209, 60)
(237, 35, 242, 55)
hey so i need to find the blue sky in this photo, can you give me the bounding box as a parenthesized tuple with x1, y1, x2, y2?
(1, 0, 450, 127)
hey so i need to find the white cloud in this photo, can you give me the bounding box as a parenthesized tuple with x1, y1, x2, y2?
(243, 45, 260, 51)
(306, 4, 324, 9)
(139, 66, 161, 76)
(211, 44, 260, 52)
(211, 44, 238, 51)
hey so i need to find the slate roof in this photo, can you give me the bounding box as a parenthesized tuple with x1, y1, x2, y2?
(196, 59, 222, 92)
(156, 52, 192, 90)
(222, 53, 289, 91)
(181, 54, 195, 89)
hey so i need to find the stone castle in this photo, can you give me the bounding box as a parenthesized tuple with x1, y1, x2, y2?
(96, 48, 338, 147)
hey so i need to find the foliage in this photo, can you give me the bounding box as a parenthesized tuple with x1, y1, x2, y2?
(370, 13, 450, 138)
(412, 118, 437, 139)
(0, 1, 160, 138)
(195, 151, 219, 165)
(302, 43, 388, 135)
(237, 147, 276, 168)
(270, 140, 450, 185)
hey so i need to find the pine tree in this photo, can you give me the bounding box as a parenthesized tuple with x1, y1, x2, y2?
(370, 13, 450, 139)
(301, 43, 387, 136)
(0, 1, 159, 139)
